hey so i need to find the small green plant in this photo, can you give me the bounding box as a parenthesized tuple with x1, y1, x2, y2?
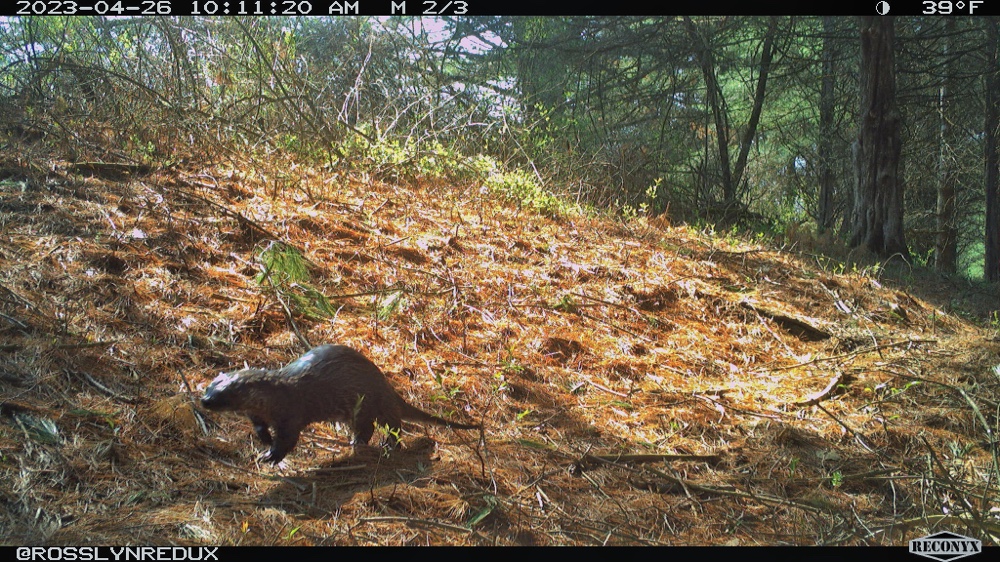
(466, 154, 500, 178)
(553, 294, 578, 313)
(948, 440, 973, 459)
(499, 355, 525, 376)
(989, 311, 1000, 331)
(911, 247, 935, 269)
(69, 408, 118, 430)
(516, 408, 532, 421)
(829, 470, 844, 488)
(485, 169, 568, 217)
(276, 134, 300, 152)
(376, 290, 404, 321)
(330, 135, 474, 182)
(129, 135, 156, 160)
(374, 422, 402, 452)
(890, 380, 920, 397)
(431, 368, 462, 400)
(788, 457, 800, 476)
(493, 371, 510, 393)
(622, 182, 662, 221)
(620, 200, 640, 221)
(256, 242, 339, 320)
(16, 414, 60, 444)
(257, 242, 309, 285)
(466, 495, 498, 528)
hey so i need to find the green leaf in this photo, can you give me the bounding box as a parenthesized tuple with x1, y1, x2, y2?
(466, 495, 498, 527)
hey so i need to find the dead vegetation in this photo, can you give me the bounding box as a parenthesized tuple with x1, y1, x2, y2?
(1, 153, 999, 546)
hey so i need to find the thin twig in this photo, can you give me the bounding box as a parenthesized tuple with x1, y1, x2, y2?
(769, 339, 937, 371)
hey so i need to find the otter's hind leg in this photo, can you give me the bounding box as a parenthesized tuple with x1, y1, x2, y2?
(350, 416, 405, 450)
(349, 398, 380, 447)
(351, 416, 375, 447)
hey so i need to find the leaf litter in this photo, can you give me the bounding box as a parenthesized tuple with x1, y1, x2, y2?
(0, 158, 998, 545)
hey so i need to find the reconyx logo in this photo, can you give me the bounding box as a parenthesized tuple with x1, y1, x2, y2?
(909, 531, 982, 561)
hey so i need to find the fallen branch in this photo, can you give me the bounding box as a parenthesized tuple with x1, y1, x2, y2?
(739, 300, 830, 341)
(67, 369, 137, 404)
(789, 371, 853, 408)
(359, 516, 480, 536)
(770, 338, 937, 372)
(573, 452, 723, 473)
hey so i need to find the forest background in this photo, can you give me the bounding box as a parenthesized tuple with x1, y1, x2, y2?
(2, 16, 1000, 546)
(5, 16, 1000, 275)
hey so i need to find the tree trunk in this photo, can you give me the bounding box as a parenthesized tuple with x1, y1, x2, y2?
(851, 16, 909, 258)
(985, 18, 1000, 281)
(818, 16, 836, 234)
(685, 16, 777, 208)
(732, 17, 778, 194)
(684, 16, 734, 204)
(935, 18, 958, 273)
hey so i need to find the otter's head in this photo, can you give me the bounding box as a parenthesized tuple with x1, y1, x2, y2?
(201, 370, 249, 411)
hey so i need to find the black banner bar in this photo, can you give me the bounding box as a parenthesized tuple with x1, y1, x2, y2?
(3, 546, 975, 559)
(4, 1, 998, 17)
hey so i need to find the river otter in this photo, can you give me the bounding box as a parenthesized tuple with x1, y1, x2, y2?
(201, 344, 480, 463)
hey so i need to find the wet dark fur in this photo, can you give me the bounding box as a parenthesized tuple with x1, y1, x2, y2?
(201, 344, 479, 463)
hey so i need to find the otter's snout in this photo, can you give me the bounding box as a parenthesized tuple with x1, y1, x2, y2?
(200, 371, 242, 411)
(200, 391, 220, 410)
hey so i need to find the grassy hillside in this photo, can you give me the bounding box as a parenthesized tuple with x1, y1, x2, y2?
(1, 152, 998, 545)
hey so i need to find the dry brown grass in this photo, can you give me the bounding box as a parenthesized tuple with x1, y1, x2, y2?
(1, 153, 998, 546)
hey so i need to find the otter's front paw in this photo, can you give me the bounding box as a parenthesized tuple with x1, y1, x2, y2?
(259, 448, 287, 464)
